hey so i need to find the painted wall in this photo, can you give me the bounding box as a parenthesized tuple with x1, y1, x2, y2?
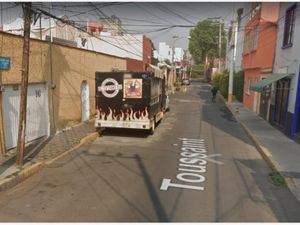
(77, 34, 143, 61)
(242, 7, 279, 70)
(243, 68, 260, 111)
(273, 2, 300, 114)
(225, 2, 251, 72)
(0, 32, 49, 84)
(242, 2, 279, 113)
(51, 44, 126, 129)
(0, 31, 127, 132)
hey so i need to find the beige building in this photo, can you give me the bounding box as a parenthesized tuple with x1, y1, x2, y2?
(0, 31, 126, 153)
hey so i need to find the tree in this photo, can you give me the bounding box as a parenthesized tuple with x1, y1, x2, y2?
(188, 19, 227, 64)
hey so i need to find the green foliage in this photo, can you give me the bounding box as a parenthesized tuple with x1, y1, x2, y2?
(189, 19, 227, 64)
(269, 172, 286, 187)
(191, 64, 204, 78)
(233, 70, 244, 102)
(219, 72, 229, 98)
(213, 70, 244, 102)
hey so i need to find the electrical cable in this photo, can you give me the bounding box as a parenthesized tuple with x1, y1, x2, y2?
(30, 5, 144, 58)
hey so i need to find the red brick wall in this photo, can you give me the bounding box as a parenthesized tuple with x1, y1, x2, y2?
(126, 58, 144, 72)
(126, 35, 153, 72)
(143, 35, 152, 66)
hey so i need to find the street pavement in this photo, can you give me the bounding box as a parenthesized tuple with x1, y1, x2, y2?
(0, 80, 300, 222)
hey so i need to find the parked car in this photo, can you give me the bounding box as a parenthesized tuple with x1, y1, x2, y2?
(182, 78, 191, 85)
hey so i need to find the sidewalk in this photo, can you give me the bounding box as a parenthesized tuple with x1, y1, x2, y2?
(222, 98, 300, 202)
(0, 120, 100, 191)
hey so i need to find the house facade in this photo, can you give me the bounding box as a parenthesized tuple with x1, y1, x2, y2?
(271, 2, 300, 140)
(0, 31, 126, 153)
(225, 3, 251, 73)
(242, 2, 280, 119)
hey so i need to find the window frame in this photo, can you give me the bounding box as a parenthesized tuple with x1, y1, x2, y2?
(282, 4, 297, 49)
(244, 31, 252, 54)
(253, 25, 259, 50)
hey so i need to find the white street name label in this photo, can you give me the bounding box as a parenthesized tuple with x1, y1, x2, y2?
(160, 138, 208, 191)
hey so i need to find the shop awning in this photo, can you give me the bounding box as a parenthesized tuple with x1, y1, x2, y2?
(250, 73, 294, 92)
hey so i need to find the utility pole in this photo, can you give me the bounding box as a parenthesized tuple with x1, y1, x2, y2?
(228, 18, 238, 104)
(0, 2, 6, 156)
(172, 35, 178, 90)
(218, 18, 222, 72)
(16, 2, 32, 166)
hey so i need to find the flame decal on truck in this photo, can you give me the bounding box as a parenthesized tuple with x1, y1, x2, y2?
(97, 107, 149, 121)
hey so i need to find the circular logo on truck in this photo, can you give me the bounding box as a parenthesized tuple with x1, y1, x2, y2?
(98, 78, 123, 98)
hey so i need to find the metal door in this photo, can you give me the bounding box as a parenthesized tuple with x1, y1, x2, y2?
(2, 83, 49, 149)
(81, 80, 90, 121)
(259, 84, 271, 120)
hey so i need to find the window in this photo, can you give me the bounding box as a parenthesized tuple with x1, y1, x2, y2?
(245, 32, 252, 53)
(253, 25, 259, 49)
(283, 4, 296, 48)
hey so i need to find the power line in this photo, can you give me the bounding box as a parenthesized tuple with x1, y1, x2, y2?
(154, 3, 196, 25)
(30, 5, 144, 58)
(88, 2, 143, 58)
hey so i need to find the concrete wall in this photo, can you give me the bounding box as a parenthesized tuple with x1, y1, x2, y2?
(225, 2, 251, 72)
(243, 68, 260, 111)
(273, 2, 300, 114)
(50, 44, 126, 130)
(0, 32, 49, 84)
(0, 31, 127, 133)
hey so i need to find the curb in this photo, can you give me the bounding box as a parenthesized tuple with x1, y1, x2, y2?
(0, 162, 44, 192)
(45, 132, 100, 165)
(0, 131, 101, 192)
(218, 93, 300, 202)
(239, 120, 300, 202)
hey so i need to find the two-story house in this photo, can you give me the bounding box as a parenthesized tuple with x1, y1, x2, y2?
(242, 2, 280, 120)
(269, 2, 300, 141)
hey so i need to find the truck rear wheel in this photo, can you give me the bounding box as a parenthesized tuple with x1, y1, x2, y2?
(149, 120, 155, 135)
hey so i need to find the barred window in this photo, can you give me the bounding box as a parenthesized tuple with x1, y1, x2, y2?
(283, 4, 296, 48)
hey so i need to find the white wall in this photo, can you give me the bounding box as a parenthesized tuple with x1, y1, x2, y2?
(77, 34, 143, 60)
(226, 3, 251, 72)
(273, 2, 300, 114)
(174, 47, 184, 62)
(158, 42, 172, 62)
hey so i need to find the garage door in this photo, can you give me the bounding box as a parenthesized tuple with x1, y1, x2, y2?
(2, 83, 49, 149)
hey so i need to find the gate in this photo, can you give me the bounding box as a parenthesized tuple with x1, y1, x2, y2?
(2, 83, 49, 149)
(274, 79, 290, 129)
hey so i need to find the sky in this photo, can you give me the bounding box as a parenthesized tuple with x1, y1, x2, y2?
(0, 2, 248, 50)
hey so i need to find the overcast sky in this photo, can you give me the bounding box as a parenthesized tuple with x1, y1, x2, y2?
(0, 2, 248, 50)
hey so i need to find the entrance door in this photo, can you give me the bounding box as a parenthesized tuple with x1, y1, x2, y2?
(259, 84, 271, 120)
(3, 83, 49, 149)
(81, 80, 90, 122)
(274, 79, 290, 129)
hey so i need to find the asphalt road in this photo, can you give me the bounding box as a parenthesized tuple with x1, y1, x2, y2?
(1, 80, 300, 222)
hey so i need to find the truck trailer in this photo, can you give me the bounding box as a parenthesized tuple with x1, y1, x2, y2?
(95, 71, 168, 134)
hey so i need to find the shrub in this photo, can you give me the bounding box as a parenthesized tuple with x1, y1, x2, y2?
(219, 73, 229, 98)
(233, 70, 244, 102)
(191, 64, 205, 78)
